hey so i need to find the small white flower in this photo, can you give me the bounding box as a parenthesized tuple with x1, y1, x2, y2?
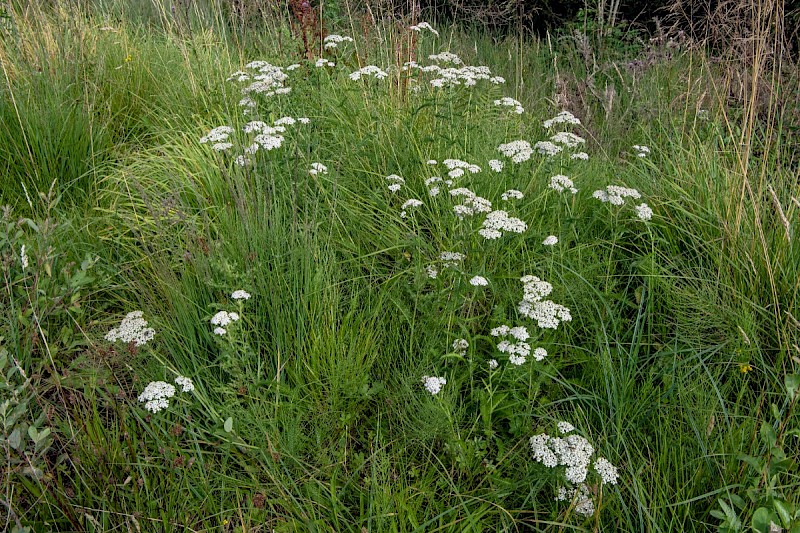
(427, 159, 438, 165)
(469, 276, 488, 287)
(543, 111, 581, 129)
(509, 354, 526, 365)
(323, 34, 354, 49)
(549, 175, 577, 194)
(570, 152, 589, 161)
(175, 376, 195, 393)
(388, 183, 402, 193)
(106, 311, 156, 346)
(309, 162, 328, 175)
(488, 159, 504, 172)
(501, 189, 524, 201)
(425, 265, 438, 279)
(635, 203, 653, 221)
(557, 421, 575, 434)
(542, 235, 558, 246)
(349, 65, 388, 81)
(534, 141, 562, 156)
(633, 144, 651, 157)
(533, 347, 548, 361)
(213, 327, 227, 336)
(421, 375, 447, 395)
(493, 96, 524, 114)
(594, 457, 619, 485)
(550, 131, 585, 148)
(409, 22, 439, 36)
(488, 359, 499, 370)
(138, 381, 176, 414)
(211, 311, 240, 327)
(452, 338, 469, 355)
(20, 245, 28, 270)
(231, 290, 251, 300)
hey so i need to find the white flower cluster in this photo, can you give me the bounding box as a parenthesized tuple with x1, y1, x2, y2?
(421, 375, 446, 395)
(323, 34, 354, 49)
(386, 174, 405, 193)
(105, 311, 156, 346)
(633, 144, 651, 157)
(428, 52, 462, 64)
(592, 185, 641, 205)
(137, 381, 175, 414)
(309, 162, 328, 175)
(440, 251, 465, 268)
(501, 189, 524, 201)
(479, 210, 527, 240)
(518, 275, 572, 329)
(400, 198, 423, 218)
(498, 140, 533, 163)
(227, 117, 307, 166)
(550, 131, 585, 149)
(635, 203, 653, 221)
(409, 22, 439, 36)
(543, 110, 581, 129)
(231, 289, 251, 300)
(424, 176, 446, 197)
(211, 310, 240, 336)
(200, 126, 234, 152)
(556, 483, 595, 517)
(408, 62, 503, 88)
(549, 175, 578, 194)
(571, 151, 589, 161)
(442, 158, 481, 177)
(315, 58, 335, 68)
(230, 61, 293, 105)
(488, 159, 504, 172)
(542, 235, 558, 246)
(450, 187, 492, 219)
(490, 325, 545, 366)
(452, 338, 468, 356)
(349, 65, 388, 81)
(138, 375, 195, 414)
(534, 141, 563, 157)
(530, 423, 618, 517)
(20, 245, 28, 270)
(469, 275, 489, 287)
(494, 97, 524, 114)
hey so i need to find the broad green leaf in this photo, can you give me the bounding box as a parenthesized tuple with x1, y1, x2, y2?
(774, 500, 793, 528)
(786, 374, 800, 400)
(751, 507, 778, 533)
(224, 417, 233, 433)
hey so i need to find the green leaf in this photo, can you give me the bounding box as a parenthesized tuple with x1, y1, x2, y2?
(8, 427, 22, 450)
(786, 374, 800, 400)
(752, 507, 778, 533)
(774, 500, 793, 528)
(760, 421, 778, 448)
(224, 417, 233, 433)
(27, 426, 38, 443)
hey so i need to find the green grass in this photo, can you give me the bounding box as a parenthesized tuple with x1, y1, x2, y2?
(1, 3, 798, 532)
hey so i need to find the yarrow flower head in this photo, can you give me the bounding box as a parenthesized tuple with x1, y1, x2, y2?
(501, 189, 524, 201)
(409, 22, 439, 36)
(570, 152, 589, 161)
(175, 375, 195, 393)
(428, 52, 462, 64)
(594, 457, 618, 485)
(421, 375, 447, 395)
(231, 290, 251, 300)
(549, 175, 578, 194)
(592, 185, 641, 206)
(633, 144, 651, 157)
(400, 198, 423, 218)
(557, 421, 575, 434)
(542, 235, 558, 246)
(534, 141, 563, 156)
(349, 65, 388, 81)
(494, 97, 524, 114)
(138, 381, 176, 414)
(479, 210, 527, 240)
(550, 131, 585, 149)
(440, 251, 465, 268)
(452, 338, 469, 356)
(211, 311, 240, 328)
(543, 110, 581, 129)
(635, 203, 653, 221)
(106, 311, 156, 346)
(323, 34, 354, 49)
(469, 275, 489, 287)
(488, 159, 504, 172)
(309, 162, 328, 175)
(518, 275, 572, 329)
(498, 140, 533, 163)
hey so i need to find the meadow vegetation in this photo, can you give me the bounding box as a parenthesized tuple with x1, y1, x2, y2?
(1, 1, 798, 531)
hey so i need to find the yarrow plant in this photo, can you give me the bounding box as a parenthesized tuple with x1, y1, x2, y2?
(138, 375, 195, 414)
(106, 311, 156, 347)
(421, 375, 447, 395)
(529, 423, 619, 518)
